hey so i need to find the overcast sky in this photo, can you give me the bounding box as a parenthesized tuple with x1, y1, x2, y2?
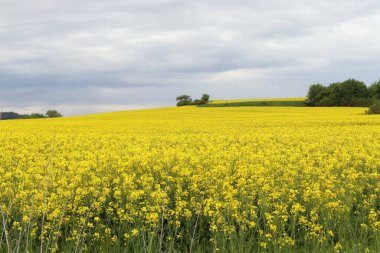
(1, 0, 380, 115)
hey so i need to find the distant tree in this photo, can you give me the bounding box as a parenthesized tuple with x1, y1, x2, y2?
(176, 95, 191, 101)
(328, 79, 368, 106)
(305, 83, 328, 106)
(24, 113, 46, 119)
(368, 79, 380, 100)
(201, 94, 210, 102)
(176, 94, 210, 106)
(176, 100, 192, 106)
(1, 112, 20, 120)
(46, 110, 62, 118)
(1, 111, 50, 120)
(30, 113, 46, 119)
(18, 114, 31, 119)
(176, 95, 192, 106)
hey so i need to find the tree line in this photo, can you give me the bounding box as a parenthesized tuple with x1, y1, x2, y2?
(0, 110, 62, 120)
(305, 78, 380, 114)
(305, 78, 380, 106)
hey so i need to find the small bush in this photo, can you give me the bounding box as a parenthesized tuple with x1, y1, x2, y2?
(368, 100, 380, 114)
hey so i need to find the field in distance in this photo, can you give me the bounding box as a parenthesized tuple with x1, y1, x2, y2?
(0, 106, 379, 252)
(200, 97, 306, 107)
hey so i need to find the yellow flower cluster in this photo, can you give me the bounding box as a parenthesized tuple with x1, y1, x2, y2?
(0, 106, 379, 252)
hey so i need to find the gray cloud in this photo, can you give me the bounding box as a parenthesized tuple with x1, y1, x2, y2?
(1, 0, 380, 115)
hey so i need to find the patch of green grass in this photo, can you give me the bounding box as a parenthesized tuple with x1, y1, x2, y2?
(198, 100, 306, 107)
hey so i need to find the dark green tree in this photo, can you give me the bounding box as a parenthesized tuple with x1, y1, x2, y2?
(330, 79, 368, 105)
(176, 100, 192, 106)
(368, 79, 380, 100)
(176, 95, 191, 101)
(201, 94, 210, 102)
(305, 83, 328, 106)
(46, 110, 63, 118)
(176, 95, 192, 106)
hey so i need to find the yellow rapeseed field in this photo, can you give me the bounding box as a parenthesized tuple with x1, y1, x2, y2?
(0, 106, 379, 252)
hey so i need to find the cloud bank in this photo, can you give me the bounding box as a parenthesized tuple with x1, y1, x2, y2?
(1, 0, 380, 115)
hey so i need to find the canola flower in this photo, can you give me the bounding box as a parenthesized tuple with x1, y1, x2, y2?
(0, 106, 379, 252)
